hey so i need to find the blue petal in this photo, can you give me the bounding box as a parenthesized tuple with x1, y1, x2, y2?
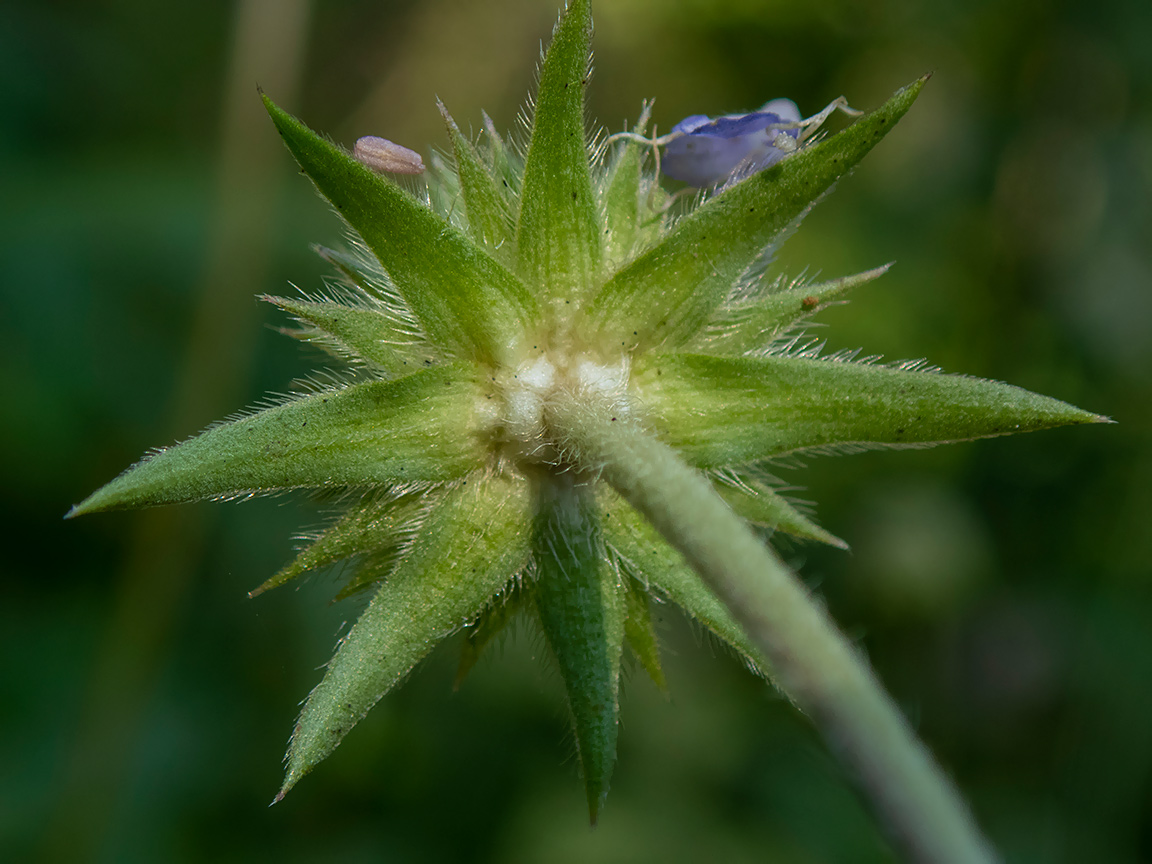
(663, 100, 803, 187)
(671, 114, 714, 135)
(668, 99, 801, 187)
(707, 112, 774, 139)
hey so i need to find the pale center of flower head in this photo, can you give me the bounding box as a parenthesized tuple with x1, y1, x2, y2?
(491, 349, 630, 466)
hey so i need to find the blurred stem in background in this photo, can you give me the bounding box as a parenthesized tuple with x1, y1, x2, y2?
(344, 0, 553, 148)
(44, 1, 312, 859)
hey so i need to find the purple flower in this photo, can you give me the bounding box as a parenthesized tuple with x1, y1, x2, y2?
(662, 98, 801, 187)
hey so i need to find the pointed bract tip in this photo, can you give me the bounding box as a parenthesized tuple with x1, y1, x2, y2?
(260, 294, 302, 315)
(481, 110, 500, 137)
(66, 490, 106, 520)
(891, 75, 929, 103)
(797, 522, 850, 551)
(587, 796, 600, 827)
(438, 101, 465, 139)
(275, 774, 298, 804)
(1057, 405, 1113, 426)
(584, 775, 609, 826)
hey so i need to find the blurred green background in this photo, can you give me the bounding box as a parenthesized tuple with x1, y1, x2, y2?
(2, 0, 1149, 861)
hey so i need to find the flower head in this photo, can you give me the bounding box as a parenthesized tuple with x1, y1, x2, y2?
(69, 0, 1105, 837)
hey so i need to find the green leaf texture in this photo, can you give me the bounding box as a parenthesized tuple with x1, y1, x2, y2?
(481, 110, 522, 205)
(601, 102, 653, 268)
(691, 265, 891, 355)
(250, 490, 429, 597)
(631, 352, 1107, 468)
(265, 295, 436, 375)
(516, 0, 600, 305)
(621, 574, 667, 692)
(712, 473, 848, 550)
(439, 101, 514, 262)
(70, 364, 486, 516)
(263, 94, 537, 364)
(280, 472, 532, 797)
(598, 487, 764, 673)
(532, 475, 625, 824)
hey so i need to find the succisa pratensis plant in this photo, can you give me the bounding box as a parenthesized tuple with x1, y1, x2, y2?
(70, 2, 1108, 860)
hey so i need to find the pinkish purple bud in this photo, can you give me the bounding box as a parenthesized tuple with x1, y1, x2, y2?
(353, 136, 425, 175)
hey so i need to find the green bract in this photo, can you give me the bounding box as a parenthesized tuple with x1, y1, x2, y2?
(71, 0, 1106, 840)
